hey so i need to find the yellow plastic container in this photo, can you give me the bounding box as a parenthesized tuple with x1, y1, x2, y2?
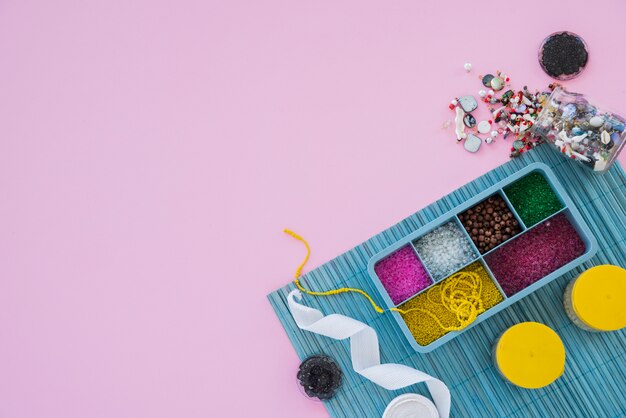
(563, 265, 626, 332)
(493, 322, 566, 389)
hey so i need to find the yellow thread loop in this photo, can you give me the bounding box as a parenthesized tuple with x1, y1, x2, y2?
(396, 271, 485, 331)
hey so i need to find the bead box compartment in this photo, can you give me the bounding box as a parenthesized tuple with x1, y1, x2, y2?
(458, 193, 523, 254)
(366, 163, 597, 353)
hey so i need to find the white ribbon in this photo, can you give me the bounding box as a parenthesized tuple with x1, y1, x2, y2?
(288, 290, 451, 418)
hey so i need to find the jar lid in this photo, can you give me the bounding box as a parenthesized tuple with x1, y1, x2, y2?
(382, 394, 439, 418)
(495, 322, 565, 389)
(572, 265, 626, 331)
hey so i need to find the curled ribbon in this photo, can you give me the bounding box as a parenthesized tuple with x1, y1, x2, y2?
(288, 290, 451, 418)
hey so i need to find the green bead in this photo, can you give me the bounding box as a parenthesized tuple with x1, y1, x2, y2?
(504, 172, 564, 227)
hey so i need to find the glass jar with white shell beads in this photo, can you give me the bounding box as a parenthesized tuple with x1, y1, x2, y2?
(531, 86, 626, 173)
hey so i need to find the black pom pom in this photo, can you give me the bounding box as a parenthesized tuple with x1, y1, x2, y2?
(297, 355, 342, 400)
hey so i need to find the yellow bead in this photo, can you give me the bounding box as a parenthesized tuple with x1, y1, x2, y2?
(399, 262, 503, 346)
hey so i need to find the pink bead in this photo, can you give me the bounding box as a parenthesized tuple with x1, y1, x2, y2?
(484, 213, 585, 296)
(374, 246, 432, 304)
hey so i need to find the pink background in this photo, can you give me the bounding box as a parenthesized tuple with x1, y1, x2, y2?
(1, 1, 626, 417)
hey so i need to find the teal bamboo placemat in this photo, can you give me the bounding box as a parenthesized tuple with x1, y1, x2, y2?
(268, 145, 626, 418)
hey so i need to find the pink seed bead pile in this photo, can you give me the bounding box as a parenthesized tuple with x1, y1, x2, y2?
(485, 212, 585, 296)
(374, 246, 432, 305)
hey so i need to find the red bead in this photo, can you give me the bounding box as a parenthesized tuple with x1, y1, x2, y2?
(449, 104, 455, 110)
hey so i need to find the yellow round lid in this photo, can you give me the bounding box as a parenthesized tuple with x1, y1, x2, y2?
(572, 265, 626, 331)
(495, 322, 565, 389)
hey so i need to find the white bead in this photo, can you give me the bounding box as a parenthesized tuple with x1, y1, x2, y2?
(590, 116, 604, 127)
(478, 90, 487, 97)
(491, 130, 498, 137)
(451, 99, 458, 105)
(488, 89, 495, 96)
(464, 63, 472, 72)
(477, 120, 491, 134)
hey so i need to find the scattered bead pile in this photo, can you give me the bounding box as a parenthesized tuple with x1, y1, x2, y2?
(504, 172, 564, 227)
(485, 212, 585, 297)
(488, 85, 551, 157)
(374, 246, 432, 305)
(447, 66, 554, 157)
(413, 221, 477, 281)
(458, 194, 521, 254)
(399, 262, 504, 346)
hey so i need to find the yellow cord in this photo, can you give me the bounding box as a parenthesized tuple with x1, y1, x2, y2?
(284, 229, 386, 313)
(283, 229, 310, 278)
(284, 229, 484, 329)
